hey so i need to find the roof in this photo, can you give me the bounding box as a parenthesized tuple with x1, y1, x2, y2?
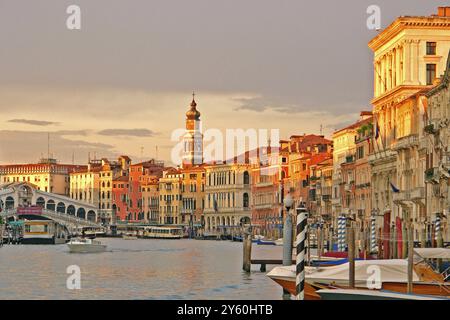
(368, 10, 450, 52)
(113, 176, 129, 182)
(333, 116, 373, 135)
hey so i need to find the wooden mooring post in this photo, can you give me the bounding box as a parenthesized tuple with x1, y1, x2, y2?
(407, 222, 414, 294)
(348, 226, 355, 289)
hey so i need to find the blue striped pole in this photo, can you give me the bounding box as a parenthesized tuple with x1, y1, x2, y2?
(435, 216, 441, 241)
(295, 205, 308, 300)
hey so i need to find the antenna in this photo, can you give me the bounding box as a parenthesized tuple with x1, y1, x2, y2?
(47, 132, 50, 160)
(156, 146, 158, 160)
(320, 124, 323, 136)
(140, 146, 144, 159)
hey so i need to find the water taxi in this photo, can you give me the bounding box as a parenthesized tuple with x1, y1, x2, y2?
(67, 238, 107, 253)
(142, 226, 183, 239)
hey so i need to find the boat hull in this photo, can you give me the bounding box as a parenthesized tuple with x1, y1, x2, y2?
(270, 276, 450, 298)
(68, 244, 107, 253)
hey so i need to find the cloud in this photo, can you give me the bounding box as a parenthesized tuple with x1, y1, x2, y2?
(233, 96, 300, 114)
(0, 130, 116, 164)
(8, 119, 59, 126)
(97, 128, 158, 137)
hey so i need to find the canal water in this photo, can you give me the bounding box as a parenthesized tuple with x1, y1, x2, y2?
(0, 238, 282, 299)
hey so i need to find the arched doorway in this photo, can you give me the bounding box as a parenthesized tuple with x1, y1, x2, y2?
(76, 208, 86, 219)
(87, 210, 96, 222)
(36, 197, 45, 208)
(5, 196, 14, 210)
(46, 199, 56, 211)
(67, 205, 75, 216)
(56, 202, 66, 213)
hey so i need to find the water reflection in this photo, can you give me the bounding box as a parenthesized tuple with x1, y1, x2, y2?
(0, 239, 282, 300)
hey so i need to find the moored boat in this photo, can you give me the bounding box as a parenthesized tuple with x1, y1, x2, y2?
(142, 226, 183, 239)
(256, 239, 277, 245)
(122, 233, 138, 240)
(317, 289, 450, 300)
(267, 255, 450, 299)
(67, 238, 107, 253)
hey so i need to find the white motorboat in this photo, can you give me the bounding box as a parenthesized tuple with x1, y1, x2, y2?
(122, 233, 138, 240)
(274, 238, 283, 246)
(67, 238, 107, 253)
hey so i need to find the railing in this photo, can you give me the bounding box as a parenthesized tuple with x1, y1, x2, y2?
(392, 134, 419, 151)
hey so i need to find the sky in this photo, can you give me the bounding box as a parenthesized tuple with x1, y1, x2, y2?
(0, 0, 447, 165)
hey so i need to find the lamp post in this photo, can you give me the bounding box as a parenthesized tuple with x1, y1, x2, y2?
(282, 192, 294, 300)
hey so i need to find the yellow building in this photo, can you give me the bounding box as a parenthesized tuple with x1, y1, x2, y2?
(0, 158, 84, 196)
(158, 168, 182, 225)
(141, 177, 160, 223)
(368, 7, 450, 231)
(180, 165, 206, 226)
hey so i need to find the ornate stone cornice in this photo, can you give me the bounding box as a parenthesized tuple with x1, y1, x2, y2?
(369, 17, 450, 52)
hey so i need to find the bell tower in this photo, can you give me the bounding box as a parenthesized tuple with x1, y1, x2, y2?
(182, 92, 203, 167)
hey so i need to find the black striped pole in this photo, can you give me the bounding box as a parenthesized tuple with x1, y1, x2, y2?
(296, 205, 308, 300)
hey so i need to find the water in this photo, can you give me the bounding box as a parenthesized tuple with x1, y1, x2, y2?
(0, 238, 283, 300)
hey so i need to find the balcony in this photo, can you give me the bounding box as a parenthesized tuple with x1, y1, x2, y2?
(322, 195, 331, 202)
(425, 168, 440, 184)
(410, 187, 425, 200)
(393, 191, 410, 204)
(368, 149, 396, 164)
(418, 138, 428, 151)
(392, 134, 419, 151)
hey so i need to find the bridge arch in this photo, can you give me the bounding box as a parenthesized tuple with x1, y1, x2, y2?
(77, 208, 86, 219)
(36, 197, 45, 208)
(56, 202, 66, 213)
(46, 199, 56, 211)
(67, 205, 76, 216)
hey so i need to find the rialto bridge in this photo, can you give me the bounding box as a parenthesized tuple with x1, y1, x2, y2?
(0, 182, 102, 229)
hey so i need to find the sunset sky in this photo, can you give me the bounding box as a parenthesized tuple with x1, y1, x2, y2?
(0, 0, 446, 165)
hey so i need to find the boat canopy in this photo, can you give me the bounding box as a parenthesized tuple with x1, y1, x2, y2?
(268, 259, 420, 283)
(306, 259, 420, 283)
(414, 248, 450, 260)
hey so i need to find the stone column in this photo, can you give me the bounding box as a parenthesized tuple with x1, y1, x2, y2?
(411, 40, 420, 85)
(403, 40, 412, 84)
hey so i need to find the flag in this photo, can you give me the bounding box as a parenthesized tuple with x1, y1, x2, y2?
(390, 182, 400, 193)
(375, 120, 380, 140)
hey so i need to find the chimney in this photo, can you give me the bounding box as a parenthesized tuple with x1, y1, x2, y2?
(437, 7, 450, 17)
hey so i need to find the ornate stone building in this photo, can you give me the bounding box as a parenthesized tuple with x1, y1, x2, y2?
(203, 161, 251, 233)
(424, 50, 450, 243)
(368, 8, 450, 234)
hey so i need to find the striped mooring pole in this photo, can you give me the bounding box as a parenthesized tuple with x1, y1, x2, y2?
(435, 215, 441, 242)
(338, 215, 346, 252)
(370, 215, 378, 253)
(295, 205, 308, 300)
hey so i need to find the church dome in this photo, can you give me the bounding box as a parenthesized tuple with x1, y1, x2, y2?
(186, 95, 200, 120)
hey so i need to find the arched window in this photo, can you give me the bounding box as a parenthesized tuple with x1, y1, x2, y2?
(243, 193, 249, 208)
(243, 171, 250, 185)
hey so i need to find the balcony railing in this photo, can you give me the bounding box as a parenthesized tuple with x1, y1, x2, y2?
(410, 187, 425, 200)
(392, 134, 419, 151)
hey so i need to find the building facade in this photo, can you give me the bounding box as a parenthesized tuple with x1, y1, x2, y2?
(368, 8, 450, 235)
